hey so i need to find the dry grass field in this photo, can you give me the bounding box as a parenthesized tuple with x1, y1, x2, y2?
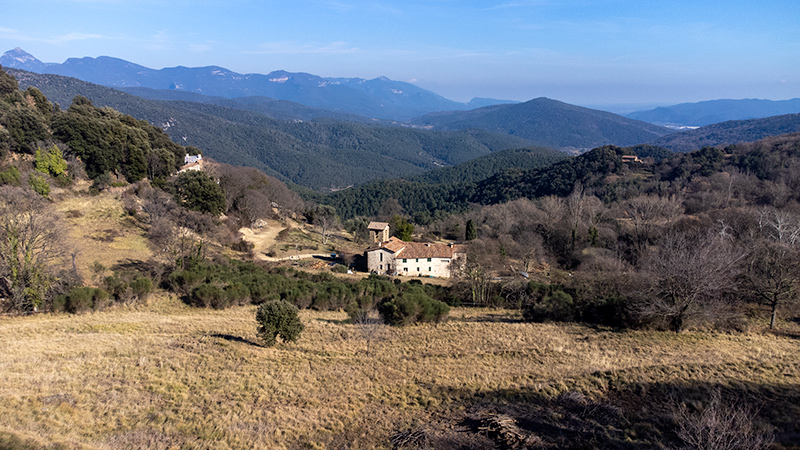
(1, 297, 799, 449)
(54, 190, 153, 282)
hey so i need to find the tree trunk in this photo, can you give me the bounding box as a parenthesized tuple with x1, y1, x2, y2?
(770, 302, 778, 329)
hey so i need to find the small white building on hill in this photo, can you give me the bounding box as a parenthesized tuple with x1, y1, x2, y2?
(178, 153, 204, 173)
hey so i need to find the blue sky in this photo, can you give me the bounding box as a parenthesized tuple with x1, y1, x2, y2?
(1, 0, 798, 109)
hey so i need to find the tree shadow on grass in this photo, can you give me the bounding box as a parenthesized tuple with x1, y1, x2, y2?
(110, 258, 150, 271)
(382, 363, 800, 450)
(455, 312, 524, 324)
(208, 333, 263, 347)
(317, 318, 351, 325)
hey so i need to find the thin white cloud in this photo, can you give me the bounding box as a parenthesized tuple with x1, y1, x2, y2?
(308, 0, 403, 15)
(188, 43, 213, 53)
(141, 30, 172, 51)
(55, 32, 104, 42)
(0, 26, 107, 45)
(246, 41, 359, 55)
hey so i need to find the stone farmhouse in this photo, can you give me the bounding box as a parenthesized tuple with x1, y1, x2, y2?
(366, 237, 466, 278)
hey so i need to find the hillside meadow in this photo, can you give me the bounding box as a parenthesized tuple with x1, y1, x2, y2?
(1, 298, 799, 449)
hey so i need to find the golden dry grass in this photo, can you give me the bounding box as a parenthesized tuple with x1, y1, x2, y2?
(54, 191, 153, 281)
(1, 299, 799, 449)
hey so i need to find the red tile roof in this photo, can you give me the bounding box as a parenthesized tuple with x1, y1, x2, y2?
(398, 242, 463, 259)
(368, 237, 464, 259)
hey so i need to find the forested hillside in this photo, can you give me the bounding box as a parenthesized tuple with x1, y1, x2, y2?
(9, 69, 534, 190)
(318, 146, 569, 220)
(410, 97, 673, 149)
(120, 86, 378, 123)
(651, 113, 800, 152)
(415, 132, 800, 334)
(0, 65, 303, 313)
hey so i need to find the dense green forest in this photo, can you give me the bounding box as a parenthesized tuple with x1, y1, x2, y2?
(315, 146, 569, 220)
(316, 144, 673, 220)
(8, 69, 534, 190)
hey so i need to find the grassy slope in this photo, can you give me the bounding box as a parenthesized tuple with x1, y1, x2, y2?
(52, 187, 153, 281)
(1, 303, 798, 449)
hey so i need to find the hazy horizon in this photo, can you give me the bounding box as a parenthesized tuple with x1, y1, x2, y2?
(2, 1, 798, 108)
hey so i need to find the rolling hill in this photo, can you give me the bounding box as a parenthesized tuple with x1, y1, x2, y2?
(649, 113, 800, 152)
(409, 97, 673, 150)
(318, 146, 570, 219)
(627, 98, 800, 127)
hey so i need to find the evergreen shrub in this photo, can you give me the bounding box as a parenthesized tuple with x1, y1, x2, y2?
(256, 300, 304, 346)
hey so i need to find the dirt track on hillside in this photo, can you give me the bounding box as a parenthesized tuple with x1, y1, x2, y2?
(239, 220, 329, 262)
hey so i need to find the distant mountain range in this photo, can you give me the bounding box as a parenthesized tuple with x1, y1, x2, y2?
(119, 87, 379, 123)
(410, 97, 673, 150)
(649, 113, 800, 152)
(627, 98, 800, 127)
(0, 47, 515, 121)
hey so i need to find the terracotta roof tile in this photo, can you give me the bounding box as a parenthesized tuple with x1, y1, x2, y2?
(396, 241, 463, 259)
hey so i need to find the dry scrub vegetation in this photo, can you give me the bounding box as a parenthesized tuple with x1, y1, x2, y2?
(1, 299, 798, 449)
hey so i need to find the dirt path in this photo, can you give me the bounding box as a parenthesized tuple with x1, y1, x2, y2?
(239, 220, 330, 262)
(238, 220, 286, 261)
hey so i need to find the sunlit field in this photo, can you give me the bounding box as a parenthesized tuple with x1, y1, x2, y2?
(1, 296, 799, 449)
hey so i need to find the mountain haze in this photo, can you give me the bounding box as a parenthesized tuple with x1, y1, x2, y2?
(649, 113, 800, 152)
(1, 48, 511, 121)
(627, 98, 800, 127)
(119, 87, 377, 123)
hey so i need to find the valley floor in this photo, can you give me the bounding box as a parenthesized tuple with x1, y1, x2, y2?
(1, 298, 799, 449)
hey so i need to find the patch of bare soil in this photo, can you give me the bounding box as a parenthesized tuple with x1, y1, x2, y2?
(239, 219, 292, 261)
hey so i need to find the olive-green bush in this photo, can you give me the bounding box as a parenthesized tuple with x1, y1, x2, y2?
(378, 286, 450, 326)
(255, 300, 304, 346)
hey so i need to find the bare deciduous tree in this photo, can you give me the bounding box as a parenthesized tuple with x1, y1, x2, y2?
(0, 186, 67, 311)
(621, 194, 683, 255)
(742, 240, 800, 329)
(313, 205, 338, 245)
(637, 232, 744, 332)
(348, 307, 383, 356)
(757, 208, 800, 245)
(462, 253, 491, 306)
(675, 390, 773, 450)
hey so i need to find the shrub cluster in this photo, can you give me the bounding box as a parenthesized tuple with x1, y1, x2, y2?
(54, 287, 110, 313)
(520, 280, 635, 327)
(0, 166, 20, 185)
(52, 271, 154, 314)
(377, 285, 450, 326)
(168, 259, 375, 310)
(165, 260, 452, 324)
